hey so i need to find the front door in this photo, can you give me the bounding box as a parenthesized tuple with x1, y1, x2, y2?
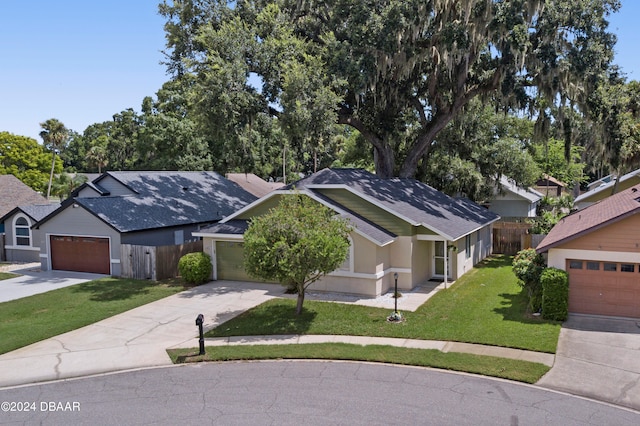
(433, 241, 450, 279)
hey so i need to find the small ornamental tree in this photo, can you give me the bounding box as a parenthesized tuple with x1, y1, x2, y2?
(243, 193, 351, 315)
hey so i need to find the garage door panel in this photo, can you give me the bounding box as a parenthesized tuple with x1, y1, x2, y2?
(568, 259, 640, 318)
(51, 236, 110, 275)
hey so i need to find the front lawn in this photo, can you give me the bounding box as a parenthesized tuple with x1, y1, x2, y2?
(0, 272, 18, 281)
(206, 256, 561, 353)
(0, 277, 193, 355)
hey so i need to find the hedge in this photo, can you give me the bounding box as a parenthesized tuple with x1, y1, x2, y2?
(541, 267, 569, 321)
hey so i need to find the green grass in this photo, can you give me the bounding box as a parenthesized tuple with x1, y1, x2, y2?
(206, 256, 561, 353)
(167, 343, 550, 384)
(0, 277, 193, 355)
(0, 272, 19, 281)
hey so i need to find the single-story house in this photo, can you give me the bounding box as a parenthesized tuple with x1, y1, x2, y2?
(485, 176, 543, 219)
(226, 173, 285, 197)
(575, 168, 640, 210)
(194, 168, 500, 296)
(0, 175, 48, 234)
(534, 174, 568, 198)
(537, 184, 640, 318)
(0, 203, 60, 263)
(32, 171, 257, 275)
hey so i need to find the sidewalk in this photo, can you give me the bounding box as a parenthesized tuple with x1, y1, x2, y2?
(172, 334, 555, 367)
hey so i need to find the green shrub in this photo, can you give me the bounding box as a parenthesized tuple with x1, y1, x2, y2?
(541, 267, 569, 321)
(178, 252, 212, 285)
(512, 248, 546, 312)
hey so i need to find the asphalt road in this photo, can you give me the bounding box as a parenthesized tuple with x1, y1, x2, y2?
(1, 361, 639, 425)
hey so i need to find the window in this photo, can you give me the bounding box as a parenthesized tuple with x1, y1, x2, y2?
(586, 262, 600, 271)
(13, 216, 31, 246)
(603, 263, 617, 272)
(569, 260, 583, 269)
(621, 264, 635, 272)
(465, 235, 471, 259)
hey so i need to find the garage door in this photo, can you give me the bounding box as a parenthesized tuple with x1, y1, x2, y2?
(568, 260, 640, 318)
(50, 236, 110, 274)
(216, 241, 253, 281)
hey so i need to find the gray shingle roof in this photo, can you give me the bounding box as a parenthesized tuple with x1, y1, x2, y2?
(19, 203, 61, 221)
(39, 171, 257, 233)
(0, 175, 47, 218)
(287, 168, 499, 240)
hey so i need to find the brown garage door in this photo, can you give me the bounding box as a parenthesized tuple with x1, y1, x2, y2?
(50, 236, 110, 274)
(568, 260, 640, 318)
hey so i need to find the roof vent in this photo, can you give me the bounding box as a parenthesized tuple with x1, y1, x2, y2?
(633, 187, 638, 193)
(182, 186, 189, 191)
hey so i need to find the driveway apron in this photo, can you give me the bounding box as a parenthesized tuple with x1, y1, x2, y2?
(537, 314, 640, 411)
(0, 281, 284, 388)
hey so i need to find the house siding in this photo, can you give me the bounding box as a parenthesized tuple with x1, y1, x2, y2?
(3, 212, 42, 263)
(92, 176, 135, 196)
(489, 199, 535, 218)
(316, 188, 413, 235)
(76, 186, 102, 198)
(120, 224, 203, 246)
(559, 214, 640, 253)
(35, 206, 122, 274)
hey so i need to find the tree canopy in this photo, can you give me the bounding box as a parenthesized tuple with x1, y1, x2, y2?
(159, 0, 620, 178)
(0, 131, 62, 192)
(243, 193, 351, 314)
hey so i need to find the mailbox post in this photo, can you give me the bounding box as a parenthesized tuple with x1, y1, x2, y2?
(195, 314, 205, 355)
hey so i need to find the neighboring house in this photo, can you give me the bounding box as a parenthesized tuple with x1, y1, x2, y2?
(0, 175, 48, 234)
(534, 174, 568, 198)
(0, 204, 60, 262)
(575, 169, 640, 210)
(486, 176, 543, 219)
(537, 184, 640, 318)
(32, 171, 257, 275)
(194, 168, 499, 297)
(226, 173, 285, 197)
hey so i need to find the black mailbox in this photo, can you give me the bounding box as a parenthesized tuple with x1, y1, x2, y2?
(195, 314, 205, 355)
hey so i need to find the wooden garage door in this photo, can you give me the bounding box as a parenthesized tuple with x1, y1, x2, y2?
(50, 236, 110, 274)
(568, 260, 640, 318)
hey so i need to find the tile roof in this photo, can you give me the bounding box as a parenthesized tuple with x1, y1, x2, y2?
(286, 168, 499, 241)
(38, 171, 257, 233)
(0, 175, 47, 218)
(537, 184, 640, 253)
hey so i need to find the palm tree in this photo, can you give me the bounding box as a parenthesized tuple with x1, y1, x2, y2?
(86, 145, 109, 173)
(40, 119, 68, 199)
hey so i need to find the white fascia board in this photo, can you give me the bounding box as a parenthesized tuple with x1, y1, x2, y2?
(192, 232, 244, 241)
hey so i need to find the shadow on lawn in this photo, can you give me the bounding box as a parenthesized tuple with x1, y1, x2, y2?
(494, 292, 547, 324)
(71, 278, 158, 302)
(206, 301, 316, 337)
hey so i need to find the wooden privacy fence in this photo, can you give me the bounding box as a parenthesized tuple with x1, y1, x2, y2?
(493, 221, 533, 255)
(120, 240, 203, 281)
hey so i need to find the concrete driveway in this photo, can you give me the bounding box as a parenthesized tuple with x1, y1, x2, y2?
(537, 314, 640, 411)
(0, 264, 107, 303)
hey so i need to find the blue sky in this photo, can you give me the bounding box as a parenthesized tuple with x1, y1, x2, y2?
(1, 1, 639, 142)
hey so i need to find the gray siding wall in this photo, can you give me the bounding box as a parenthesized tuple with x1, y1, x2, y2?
(93, 176, 135, 196)
(35, 205, 122, 274)
(488, 200, 532, 218)
(76, 186, 102, 198)
(120, 224, 203, 246)
(3, 212, 41, 263)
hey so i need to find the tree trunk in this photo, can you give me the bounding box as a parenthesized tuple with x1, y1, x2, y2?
(296, 288, 305, 315)
(374, 144, 395, 178)
(47, 152, 56, 199)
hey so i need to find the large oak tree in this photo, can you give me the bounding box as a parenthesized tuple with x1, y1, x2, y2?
(159, 0, 620, 178)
